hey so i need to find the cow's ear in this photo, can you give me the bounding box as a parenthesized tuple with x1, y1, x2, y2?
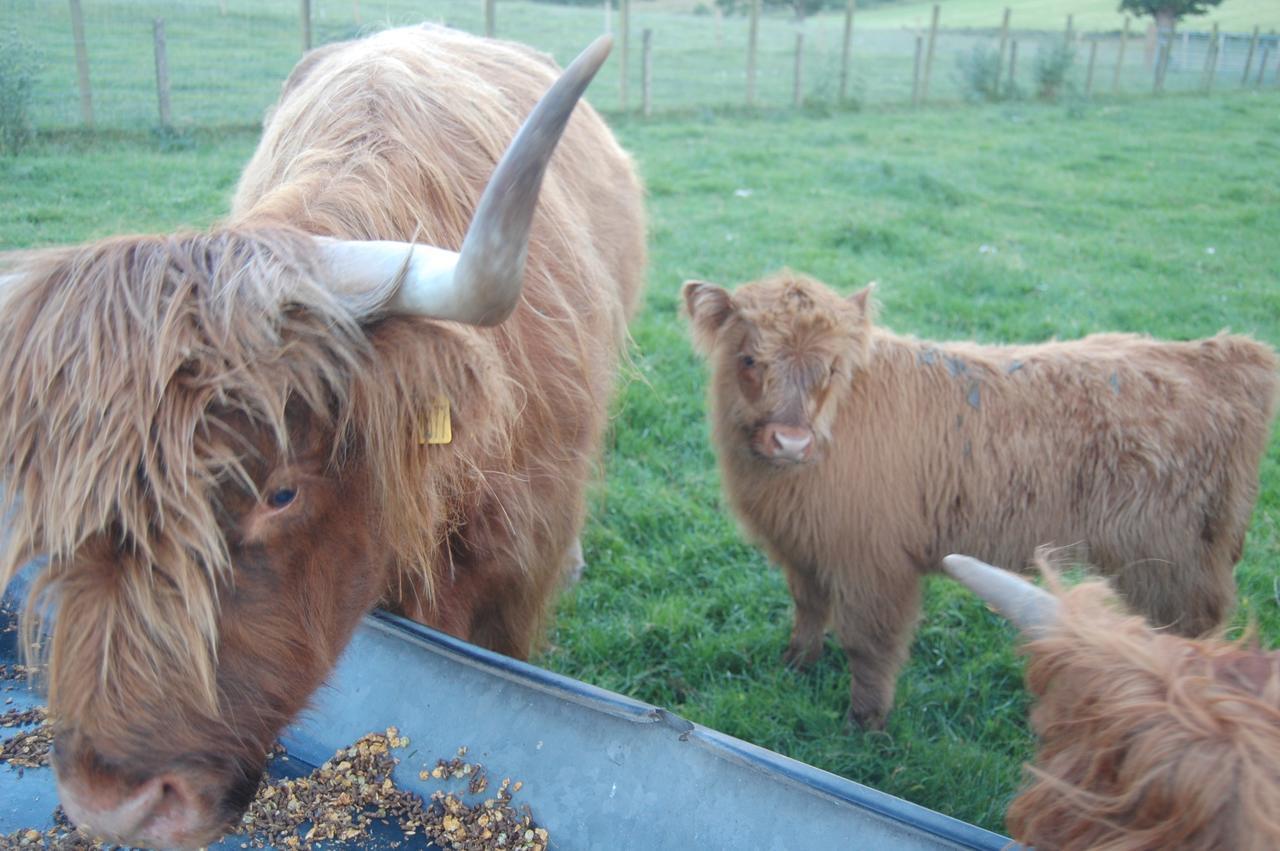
(682, 281, 735, 354)
(848, 282, 875, 320)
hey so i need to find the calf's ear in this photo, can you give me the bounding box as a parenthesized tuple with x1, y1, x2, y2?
(848, 282, 875, 317)
(682, 281, 735, 355)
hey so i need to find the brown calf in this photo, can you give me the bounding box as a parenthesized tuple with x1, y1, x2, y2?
(684, 270, 1277, 729)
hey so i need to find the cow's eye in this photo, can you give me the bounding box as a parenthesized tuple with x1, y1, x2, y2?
(266, 487, 297, 509)
(740, 354, 756, 369)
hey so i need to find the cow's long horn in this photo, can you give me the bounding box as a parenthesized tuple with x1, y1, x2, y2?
(318, 35, 613, 326)
(941, 554, 1060, 636)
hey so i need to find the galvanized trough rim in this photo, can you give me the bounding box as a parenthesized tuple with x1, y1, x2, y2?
(337, 609, 1015, 851)
(0, 574, 1015, 850)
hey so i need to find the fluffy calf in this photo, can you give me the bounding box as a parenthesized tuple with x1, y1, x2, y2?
(944, 554, 1280, 851)
(683, 270, 1277, 729)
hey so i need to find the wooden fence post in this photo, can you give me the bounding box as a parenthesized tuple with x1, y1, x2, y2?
(641, 28, 652, 117)
(911, 34, 923, 106)
(219, 0, 227, 14)
(839, 0, 856, 103)
(1064, 14, 1074, 44)
(603, 0, 612, 34)
(1258, 46, 1271, 85)
(300, 0, 312, 52)
(1241, 26, 1259, 85)
(920, 4, 939, 104)
(620, 0, 630, 110)
(153, 18, 171, 129)
(995, 7, 1010, 96)
(1113, 16, 1130, 92)
(1007, 39, 1018, 94)
(793, 31, 804, 108)
(68, 0, 94, 128)
(1084, 38, 1098, 97)
(1202, 22, 1219, 92)
(746, 0, 759, 106)
(353, 1, 361, 25)
(484, 0, 495, 37)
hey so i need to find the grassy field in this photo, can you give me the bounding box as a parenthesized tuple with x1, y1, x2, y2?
(8, 0, 1277, 130)
(3, 90, 1279, 834)
(853, 0, 1280, 31)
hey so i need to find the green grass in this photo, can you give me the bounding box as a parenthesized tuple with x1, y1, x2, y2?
(856, 0, 1280, 31)
(2, 90, 1279, 835)
(8, 0, 1277, 130)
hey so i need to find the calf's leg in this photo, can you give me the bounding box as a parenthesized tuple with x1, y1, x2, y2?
(832, 565, 922, 731)
(780, 561, 833, 669)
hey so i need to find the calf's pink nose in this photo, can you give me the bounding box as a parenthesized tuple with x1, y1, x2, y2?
(762, 423, 814, 461)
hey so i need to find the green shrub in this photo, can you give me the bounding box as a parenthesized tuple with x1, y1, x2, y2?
(0, 29, 37, 155)
(1034, 36, 1076, 101)
(956, 44, 1005, 102)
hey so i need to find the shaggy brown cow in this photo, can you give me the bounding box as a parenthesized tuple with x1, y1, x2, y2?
(683, 270, 1277, 730)
(943, 554, 1280, 851)
(0, 27, 644, 848)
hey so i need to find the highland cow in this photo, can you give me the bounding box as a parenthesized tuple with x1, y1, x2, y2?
(943, 554, 1280, 851)
(683, 270, 1277, 729)
(0, 28, 644, 847)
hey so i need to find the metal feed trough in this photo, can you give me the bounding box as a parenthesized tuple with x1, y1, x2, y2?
(0, 567, 1012, 850)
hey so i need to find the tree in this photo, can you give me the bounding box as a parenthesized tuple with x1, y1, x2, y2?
(1117, 0, 1223, 35)
(716, 0, 827, 21)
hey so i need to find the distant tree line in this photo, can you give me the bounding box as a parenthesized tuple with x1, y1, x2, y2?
(714, 0, 896, 19)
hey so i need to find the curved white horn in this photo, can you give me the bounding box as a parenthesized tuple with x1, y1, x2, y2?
(319, 35, 614, 326)
(942, 554, 1060, 637)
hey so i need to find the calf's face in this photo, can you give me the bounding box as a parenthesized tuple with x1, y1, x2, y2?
(683, 273, 872, 467)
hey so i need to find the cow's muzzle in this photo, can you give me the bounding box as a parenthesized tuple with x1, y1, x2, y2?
(752, 422, 815, 464)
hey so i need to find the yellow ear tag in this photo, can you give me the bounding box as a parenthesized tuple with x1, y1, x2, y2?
(417, 397, 452, 446)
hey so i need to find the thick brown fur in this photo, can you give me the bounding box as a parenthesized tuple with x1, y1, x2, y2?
(0, 26, 644, 845)
(1008, 569, 1280, 850)
(684, 270, 1277, 729)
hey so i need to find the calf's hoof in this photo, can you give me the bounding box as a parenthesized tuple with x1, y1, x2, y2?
(782, 643, 821, 670)
(845, 703, 888, 732)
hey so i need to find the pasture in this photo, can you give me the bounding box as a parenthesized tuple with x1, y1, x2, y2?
(2, 89, 1279, 833)
(10, 0, 1280, 131)
(851, 0, 1280, 31)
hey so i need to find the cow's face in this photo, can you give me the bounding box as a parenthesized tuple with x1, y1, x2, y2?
(0, 227, 390, 848)
(46, 410, 392, 848)
(684, 273, 872, 468)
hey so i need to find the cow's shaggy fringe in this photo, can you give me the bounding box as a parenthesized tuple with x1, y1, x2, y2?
(0, 25, 644, 733)
(1009, 569, 1280, 850)
(0, 229, 366, 718)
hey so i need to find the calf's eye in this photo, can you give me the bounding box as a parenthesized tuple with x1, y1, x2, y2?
(266, 487, 297, 509)
(740, 354, 756, 368)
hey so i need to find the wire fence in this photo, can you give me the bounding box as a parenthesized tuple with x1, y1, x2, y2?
(4, 0, 1279, 132)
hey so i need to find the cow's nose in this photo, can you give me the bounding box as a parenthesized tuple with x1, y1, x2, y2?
(763, 423, 814, 462)
(58, 769, 206, 848)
